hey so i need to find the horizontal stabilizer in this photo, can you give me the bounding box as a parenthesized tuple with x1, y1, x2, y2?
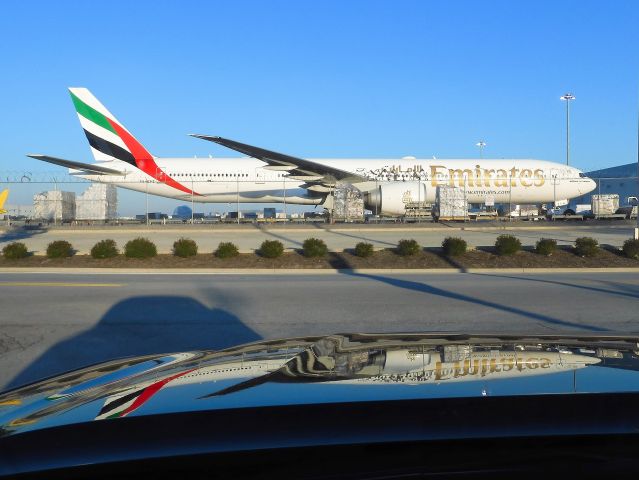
(26, 155, 126, 175)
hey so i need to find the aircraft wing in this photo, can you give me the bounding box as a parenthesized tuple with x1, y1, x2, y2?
(27, 155, 126, 176)
(189, 135, 367, 187)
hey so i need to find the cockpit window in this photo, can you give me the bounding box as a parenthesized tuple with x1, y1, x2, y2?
(579, 172, 586, 177)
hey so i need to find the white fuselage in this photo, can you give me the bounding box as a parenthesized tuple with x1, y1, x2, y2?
(73, 157, 596, 207)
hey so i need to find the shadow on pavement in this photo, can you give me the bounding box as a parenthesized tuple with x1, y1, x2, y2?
(6, 295, 261, 389)
(473, 273, 639, 301)
(341, 271, 609, 333)
(0, 225, 48, 244)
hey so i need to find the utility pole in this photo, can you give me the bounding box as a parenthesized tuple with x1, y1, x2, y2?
(560, 93, 575, 165)
(475, 140, 486, 159)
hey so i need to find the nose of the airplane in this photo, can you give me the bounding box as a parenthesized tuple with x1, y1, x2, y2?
(579, 177, 597, 195)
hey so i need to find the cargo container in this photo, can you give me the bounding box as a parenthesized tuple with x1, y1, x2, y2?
(435, 186, 467, 220)
(33, 190, 75, 221)
(592, 194, 619, 215)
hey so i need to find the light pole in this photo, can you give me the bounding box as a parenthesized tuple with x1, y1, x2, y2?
(560, 93, 575, 165)
(475, 141, 486, 159)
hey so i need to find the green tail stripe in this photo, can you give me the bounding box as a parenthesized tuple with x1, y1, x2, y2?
(70, 91, 117, 135)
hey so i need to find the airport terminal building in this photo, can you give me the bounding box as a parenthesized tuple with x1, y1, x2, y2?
(572, 162, 638, 207)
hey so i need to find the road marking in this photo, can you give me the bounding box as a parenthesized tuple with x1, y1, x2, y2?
(0, 282, 125, 287)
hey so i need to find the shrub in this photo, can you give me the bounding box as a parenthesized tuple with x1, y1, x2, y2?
(2, 242, 28, 259)
(535, 238, 557, 256)
(442, 237, 467, 256)
(303, 238, 328, 258)
(215, 242, 239, 259)
(354, 242, 374, 258)
(46, 240, 73, 258)
(622, 238, 639, 260)
(173, 237, 198, 257)
(124, 237, 157, 258)
(574, 237, 599, 257)
(397, 239, 420, 256)
(90, 239, 118, 259)
(494, 235, 521, 256)
(259, 240, 284, 258)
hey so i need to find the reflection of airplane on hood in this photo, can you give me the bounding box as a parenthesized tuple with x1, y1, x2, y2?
(95, 355, 292, 420)
(0, 189, 8, 214)
(28, 88, 596, 215)
(200, 346, 601, 398)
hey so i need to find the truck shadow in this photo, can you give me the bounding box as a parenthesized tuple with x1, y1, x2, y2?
(6, 296, 261, 390)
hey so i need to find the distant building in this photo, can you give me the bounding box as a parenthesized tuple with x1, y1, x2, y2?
(76, 184, 117, 220)
(173, 205, 193, 219)
(573, 162, 638, 207)
(33, 191, 75, 221)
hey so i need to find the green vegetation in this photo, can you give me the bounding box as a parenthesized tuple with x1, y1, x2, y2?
(397, 239, 421, 256)
(173, 237, 198, 257)
(442, 237, 467, 257)
(535, 238, 557, 256)
(494, 235, 521, 256)
(215, 242, 239, 259)
(46, 240, 73, 258)
(354, 242, 375, 258)
(302, 238, 328, 258)
(574, 237, 599, 257)
(124, 237, 157, 259)
(622, 238, 639, 260)
(259, 240, 284, 258)
(90, 239, 119, 259)
(2, 242, 28, 259)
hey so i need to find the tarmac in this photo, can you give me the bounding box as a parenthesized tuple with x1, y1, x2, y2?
(1, 270, 637, 390)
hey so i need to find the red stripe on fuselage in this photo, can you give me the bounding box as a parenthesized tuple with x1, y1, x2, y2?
(106, 119, 201, 196)
(120, 369, 196, 417)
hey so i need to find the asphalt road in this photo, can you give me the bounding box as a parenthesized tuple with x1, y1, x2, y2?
(1, 222, 637, 254)
(1, 271, 638, 390)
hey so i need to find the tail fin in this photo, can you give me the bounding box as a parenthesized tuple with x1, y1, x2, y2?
(0, 189, 8, 214)
(69, 87, 154, 166)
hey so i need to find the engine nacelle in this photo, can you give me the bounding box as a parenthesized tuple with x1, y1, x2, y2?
(363, 182, 432, 215)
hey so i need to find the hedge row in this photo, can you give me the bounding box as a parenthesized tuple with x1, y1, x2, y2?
(2, 236, 639, 260)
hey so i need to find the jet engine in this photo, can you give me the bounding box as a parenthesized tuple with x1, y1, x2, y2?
(363, 182, 431, 215)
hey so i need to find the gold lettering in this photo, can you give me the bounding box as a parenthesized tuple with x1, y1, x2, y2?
(520, 169, 533, 187)
(489, 358, 501, 373)
(539, 358, 551, 368)
(481, 358, 489, 377)
(449, 169, 474, 187)
(510, 167, 519, 187)
(501, 357, 514, 372)
(430, 165, 447, 187)
(475, 165, 482, 186)
(533, 169, 545, 187)
(495, 169, 508, 187)
(483, 169, 495, 187)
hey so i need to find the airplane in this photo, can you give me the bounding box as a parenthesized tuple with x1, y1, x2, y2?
(28, 88, 597, 215)
(0, 189, 8, 214)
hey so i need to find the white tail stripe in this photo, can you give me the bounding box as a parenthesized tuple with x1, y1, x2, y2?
(69, 87, 121, 124)
(77, 114, 129, 151)
(88, 146, 119, 162)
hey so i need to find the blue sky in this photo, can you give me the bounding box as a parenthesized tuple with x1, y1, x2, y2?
(1, 0, 637, 213)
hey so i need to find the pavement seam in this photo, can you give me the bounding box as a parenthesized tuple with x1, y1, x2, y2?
(0, 267, 638, 275)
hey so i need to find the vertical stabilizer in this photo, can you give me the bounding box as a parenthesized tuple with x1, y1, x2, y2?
(69, 87, 154, 165)
(0, 189, 8, 214)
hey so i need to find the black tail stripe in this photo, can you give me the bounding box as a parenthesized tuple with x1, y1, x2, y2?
(83, 129, 137, 166)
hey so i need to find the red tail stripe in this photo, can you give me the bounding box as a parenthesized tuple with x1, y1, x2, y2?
(106, 119, 201, 196)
